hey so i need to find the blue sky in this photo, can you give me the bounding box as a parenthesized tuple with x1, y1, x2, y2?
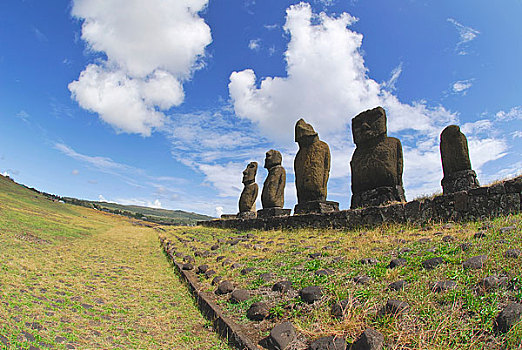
(1, 0, 521, 217)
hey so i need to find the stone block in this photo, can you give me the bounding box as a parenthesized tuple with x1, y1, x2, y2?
(257, 208, 291, 218)
(294, 200, 339, 215)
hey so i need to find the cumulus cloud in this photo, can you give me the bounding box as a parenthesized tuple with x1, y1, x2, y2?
(496, 106, 522, 121)
(452, 79, 473, 95)
(69, 0, 212, 136)
(248, 39, 261, 51)
(447, 18, 480, 55)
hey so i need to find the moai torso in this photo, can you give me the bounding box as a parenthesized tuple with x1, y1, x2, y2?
(261, 150, 286, 208)
(350, 107, 405, 208)
(239, 162, 258, 213)
(294, 119, 330, 203)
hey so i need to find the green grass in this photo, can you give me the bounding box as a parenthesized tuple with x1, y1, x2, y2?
(0, 175, 229, 349)
(161, 214, 522, 349)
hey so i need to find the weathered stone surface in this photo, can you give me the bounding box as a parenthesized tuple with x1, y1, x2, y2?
(422, 257, 443, 270)
(267, 322, 296, 350)
(388, 280, 407, 291)
(229, 289, 250, 303)
(300, 286, 322, 303)
(239, 162, 258, 214)
(216, 281, 234, 295)
(462, 255, 488, 269)
(440, 125, 479, 194)
(431, 281, 457, 292)
(294, 119, 334, 208)
(331, 298, 358, 318)
(504, 249, 521, 258)
(385, 299, 409, 315)
(204, 269, 216, 279)
(315, 269, 334, 276)
(294, 200, 339, 215)
(351, 328, 384, 350)
(354, 275, 370, 285)
(273, 280, 292, 293)
(182, 263, 194, 270)
(388, 258, 406, 269)
(478, 276, 501, 291)
(247, 302, 269, 321)
(261, 150, 287, 209)
(196, 264, 208, 274)
(494, 303, 522, 334)
(350, 107, 406, 209)
(258, 208, 291, 218)
(211, 276, 222, 285)
(361, 258, 378, 265)
(309, 336, 346, 350)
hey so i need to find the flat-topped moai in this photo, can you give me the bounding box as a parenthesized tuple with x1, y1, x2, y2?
(440, 125, 479, 194)
(350, 106, 406, 208)
(238, 161, 258, 219)
(294, 119, 339, 214)
(258, 150, 291, 218)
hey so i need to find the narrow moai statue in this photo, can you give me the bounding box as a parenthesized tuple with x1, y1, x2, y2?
(350, 106, 406, 208)
(294, 119, 339, 214)
(258, 150, 291, 218)
(238, 162, 258, 219)
(440, 125, 479, 194)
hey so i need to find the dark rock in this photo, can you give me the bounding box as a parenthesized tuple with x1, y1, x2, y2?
(273, 281, 293, 293)
(247, 302, 269, 321)
(261, 150, 287, 209)
(259, 273, 274, 282)
(241, 267, 255, 275)
(431, 281, 457, 292)
(494, 303, 522, 334)
(478, 276, 500, 291)
(221, 258, 232, 266)
(216, 255, 226, 262)
(500, 225, 516, 234)
(309, 252, 322, 259)
(361, 258, 378, 265)
(182, 263, 194, 270)
(425, 247, 437, 253)
(196, 264, 208, 274)
(204, 269, 216, 279)
(229, 289, 250, 303)
(351, 328, 384, 350)
(315, 269, 334, 276)
(231, 263, 243, 269)
(300, 286, 322, 304)
(211, 244, 219, 250)
(388, 258, 406, 269)
(183, 256, 195, 263)
(211, 276, 223, 286)
(267, 322, 296, 350)
(504, 249, 521, 258)
(354, 275, 371, 285)
(239, 162, 258, 215)
(422, 257, 443, 270)
(388, 280, 407, 291)
(442, 235, 455, 242)
(331, 298, 358, 318)
(474, 231, 487, 239)
(385, 299, 410, 315)
(216, 281, 234, 295)
(460, 243, 472, 251)
(418, 238, 431, 244)
(309, 336, 346, 350)
(462, 255, 488, 269)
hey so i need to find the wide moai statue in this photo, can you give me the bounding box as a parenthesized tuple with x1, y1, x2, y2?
(238, 161, 258, 219)
(440, 125, 479, 194)
(294, 119, 339, 214)
(258, 150, 291, 218)
(350, 106, 406, 208)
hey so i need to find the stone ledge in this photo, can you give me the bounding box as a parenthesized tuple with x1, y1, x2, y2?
(160, 239, 258, 350)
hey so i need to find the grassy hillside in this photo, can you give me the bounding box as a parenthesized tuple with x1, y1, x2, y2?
(0, 175, 228, 349)
(162, 214, 522, 349)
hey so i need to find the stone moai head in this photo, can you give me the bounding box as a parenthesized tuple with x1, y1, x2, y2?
(242, 162, 258, 185)
(264, 150, 282, 170)
(440, 125, 472, 176)
(352, 107, 387, 146)
(295, 118, 319, 146)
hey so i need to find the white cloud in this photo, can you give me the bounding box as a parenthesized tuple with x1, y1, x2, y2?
(383, 63, 403, 92)
(98, 194, 108, 202)
(69, 0, 212, 136)
(452, 79, 473, 95)
(461, 119, 492, 135)
(264, 24, 278, 30)
(496, 106, 522, 121)
(447, 18, 480, 55)
(513, 131, 522, 139)
(71, 169, 80, 175)
(215, 206, 223, 217)
(55, 143, 132, 173)
(115, 197, 163, 209)
(248, 39, 261, 51)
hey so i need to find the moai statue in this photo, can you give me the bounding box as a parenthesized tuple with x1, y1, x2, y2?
(350, 107, 406, 208)
(238, 161, 258, 219)
(294, 119, 339, 214)
(258, 150, 291, 218)
(440, 125, 479, 194)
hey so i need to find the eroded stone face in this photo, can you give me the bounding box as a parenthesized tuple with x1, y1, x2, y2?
(350, 107, 406, 208)
(239, 162, 258, 214)
(261, 150, 286, 209)
(294, 119, 331, 203)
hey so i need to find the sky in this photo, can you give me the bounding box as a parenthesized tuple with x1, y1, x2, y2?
(1, 0, 521, 217)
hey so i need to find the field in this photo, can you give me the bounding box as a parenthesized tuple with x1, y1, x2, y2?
(161, 214, 522, 349)
(0, 175, 229, 349)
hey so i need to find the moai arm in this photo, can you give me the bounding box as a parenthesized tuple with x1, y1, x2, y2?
(323, 146, 331, 191)
(396, 139, 403, 186)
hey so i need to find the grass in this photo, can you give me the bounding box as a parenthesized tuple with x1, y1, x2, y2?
(161, 213, 522, 349)
(0, 175, 229, 349)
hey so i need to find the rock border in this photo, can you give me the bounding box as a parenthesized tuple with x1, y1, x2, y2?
(159, 238, 258, 350)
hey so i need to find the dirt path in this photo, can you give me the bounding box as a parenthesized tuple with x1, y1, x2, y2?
(0, 221, 229, 349)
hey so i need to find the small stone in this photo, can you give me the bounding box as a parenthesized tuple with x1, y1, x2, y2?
(422, 257, 443, 270)
(504, 249, 521, 258)
(351, 328, 384, 350)
(229, 289, 250, 303)
(300, 286, 322, 303)
(500, 226, 516, 234)
(385, 299, 409, 315)
(272, 281, 292, 293)
(309, 252, 322, 259)
(462, 255, 488, 269)
(216, 281, 234, 295)
(478, 276, 500, 291)
(474, 231, 487, 239)
(388, 258, 406, 269)
(308, 336, 346, 350)
(442, 235, 455, 242)
(388, 280, 407, 291)
(241, 267, 255, 275)
(222, 258, 232, 266)
(183, 255, 195, 263)
(494, 303, 522, 334)
(182, 263, 194, 270)
(418, 238, 431, 244)
(247, 302, 269, 321)
(354, 275, 370, 285)
(431, 281, 457, 292)
(459, 243, 472, 251)
(267, 322, 296, 350)
(216, 255, 226, 262)
(196, 264, 208, 274)
(231, 263, 243, 269)
(204, 269, 216, 279)
(315, 269, 334, 276)
(259, 273, 274, 282)
(211, 276, 223, 286)
(399, 247, 412, 254)
(211, 244, 219, 250)
(361, 258, 378, 265)
(425, 247, 437, 253)
(331, 298, 358, 318)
